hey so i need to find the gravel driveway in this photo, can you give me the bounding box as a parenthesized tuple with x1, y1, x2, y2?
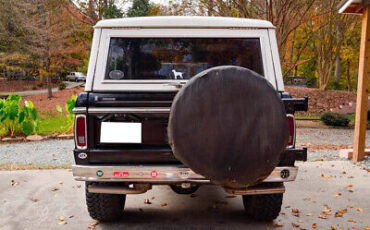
(296, 128, 370, 146)
(0, 128, 369, 169)
(0, 140, 74, 168)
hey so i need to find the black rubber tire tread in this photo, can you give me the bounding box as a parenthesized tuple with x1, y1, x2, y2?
(85, 182, 126, 222)
(242, 193, 283, 221)
(170, 184, 200, 194)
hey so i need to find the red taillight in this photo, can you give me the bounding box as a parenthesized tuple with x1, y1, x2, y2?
(287, 114, 295, 148)
(75, 115, 87, 148)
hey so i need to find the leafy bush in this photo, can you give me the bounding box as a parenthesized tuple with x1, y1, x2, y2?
(56, 95, 77, 132)
(0, 95, 38, 136)
(58, 82, 66, 90)
(37, 82, 44, 88)
(320, 112, 350, 127)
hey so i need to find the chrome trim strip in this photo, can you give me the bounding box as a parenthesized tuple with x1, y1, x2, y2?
(88, 107, 171, 114)
(73, 107, 87, 114)
(72, 165, 298, 183)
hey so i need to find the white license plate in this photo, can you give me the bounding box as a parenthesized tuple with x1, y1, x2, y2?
(100, 122, 142, 143)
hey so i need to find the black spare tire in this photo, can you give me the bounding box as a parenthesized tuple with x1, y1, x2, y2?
(168, 66, 288, 188)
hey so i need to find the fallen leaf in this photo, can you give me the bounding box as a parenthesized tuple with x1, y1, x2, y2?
(151, 196, 155, 200)
(347, 219, 356, 223)
(348, 189, 354, 193)
(59, 181, 63, 185)
(347, 185, 353, 188)
(331, 226, 337, 230)
(58, 216, 65, 221)
(322, 208, 331, 215)
(312, 223, 317, 229)
(50, 187, 59, 192)
(88, 222, 99, 229)
(356, 207, 363, 212)
(69, 215, 74, 218)
(10, 180, 19, 186)
(144, 199, 151, 204)
(273, 223, 283, 228)
(292, 223, 300, 228)
(335, 193, 342, 197)
(321, 174, 331, 178)
(298, 219, 304, 223)
(334, 209, 348, 217)
(161, 203, 167, 207)
(58, 221, 67, 225)
(30, 197, 40, 202)
(292, 209, 300, 214)
(364, 226, 370, 230)
(318, 215, 328, 219)
(306, 213, 313, 216)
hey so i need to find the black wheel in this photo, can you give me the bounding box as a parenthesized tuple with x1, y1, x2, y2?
(170, 184, 200, 194)
(242, 193, 283, 221)
(85, 182, 126, 222)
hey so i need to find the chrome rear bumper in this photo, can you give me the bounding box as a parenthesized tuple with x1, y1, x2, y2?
(72, 165, 298, 184)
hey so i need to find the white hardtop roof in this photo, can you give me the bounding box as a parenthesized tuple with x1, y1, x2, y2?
(95, 16, 275, 29)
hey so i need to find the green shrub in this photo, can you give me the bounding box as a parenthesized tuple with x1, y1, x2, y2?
(0, 95, 38, 136)
(56, 95, 77, 132)
(320, 112, 350, 127)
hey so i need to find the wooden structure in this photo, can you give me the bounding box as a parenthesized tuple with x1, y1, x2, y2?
(339, 0, 370, 162)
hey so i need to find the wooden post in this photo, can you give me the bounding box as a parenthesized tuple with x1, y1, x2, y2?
(353, 5, 370, 162)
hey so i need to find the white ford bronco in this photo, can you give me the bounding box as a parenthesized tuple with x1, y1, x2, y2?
(72, 16, 308, 222)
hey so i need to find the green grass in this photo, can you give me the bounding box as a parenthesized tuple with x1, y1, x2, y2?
(295, 114, 321, 120)
(36, 115, 72, 135)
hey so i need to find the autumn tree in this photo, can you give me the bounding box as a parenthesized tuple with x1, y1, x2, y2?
(127, 0, 151, 17)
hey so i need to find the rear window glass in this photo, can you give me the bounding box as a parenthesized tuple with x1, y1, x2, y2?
(105, 38, 264, 80)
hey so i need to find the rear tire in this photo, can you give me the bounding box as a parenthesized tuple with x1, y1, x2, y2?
(242, 193, 283, 221)
(170, 184, 200, 194)
(85, 182, 126, 222)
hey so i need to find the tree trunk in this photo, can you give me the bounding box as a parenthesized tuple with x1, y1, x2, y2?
(334, 16, 342, 85)
(346, 59, 351, 91)
(290, 30, 296, 77)
(207, 0, 214, 16)
(47, 75, 52, 98)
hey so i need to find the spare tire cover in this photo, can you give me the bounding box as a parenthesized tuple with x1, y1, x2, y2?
(168, 66, 288, 188)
